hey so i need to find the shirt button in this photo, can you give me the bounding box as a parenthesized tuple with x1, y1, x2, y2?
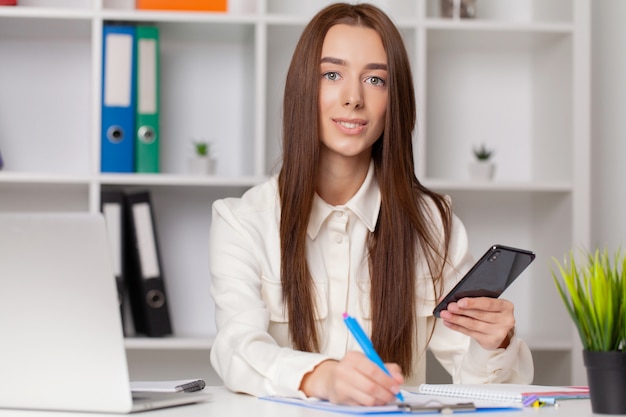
(335, 234, 343, 244)
(334, 211, 344, 218)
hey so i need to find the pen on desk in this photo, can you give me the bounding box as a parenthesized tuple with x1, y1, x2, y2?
(522, 394, 539, 407)
(397, 401, 476, 413)
(342, 313, 405, 402)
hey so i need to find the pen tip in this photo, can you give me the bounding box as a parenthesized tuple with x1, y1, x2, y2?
(342, 312, 348, 318)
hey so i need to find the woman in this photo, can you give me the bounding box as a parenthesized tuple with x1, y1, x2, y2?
(209, 2, 533, 406)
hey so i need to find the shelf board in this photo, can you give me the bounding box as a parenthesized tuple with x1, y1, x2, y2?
(424, 18, 573, 33)
(0, 172, 267, 187)
(99, 173, 267, 187)
(0, 7, 93, 20)
(99, 9, 255, 24)
(124, 336, 214, 350)
(0, 171, 91, 185)
(423, 179, 572, 193)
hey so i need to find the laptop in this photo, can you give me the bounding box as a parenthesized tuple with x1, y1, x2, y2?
(0, 212, 212, 413)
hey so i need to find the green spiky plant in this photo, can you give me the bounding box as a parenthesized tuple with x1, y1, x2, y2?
(193, 140, 210, 157)
(551, 249, 626, 351)
(473, 143, 494, 161)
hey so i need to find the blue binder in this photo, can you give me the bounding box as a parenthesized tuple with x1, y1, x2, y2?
(101, 24, 136, 173)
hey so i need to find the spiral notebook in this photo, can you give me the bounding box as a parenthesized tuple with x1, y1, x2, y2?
(262, 391, 522, 415)
(416, 384, 589, 404)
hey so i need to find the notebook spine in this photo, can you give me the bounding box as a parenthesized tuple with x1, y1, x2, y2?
(418, 385, 521, 403)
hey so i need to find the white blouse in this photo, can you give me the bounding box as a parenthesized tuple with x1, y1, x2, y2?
(209, 163, 534, 398)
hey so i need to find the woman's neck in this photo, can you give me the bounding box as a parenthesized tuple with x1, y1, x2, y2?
(316, 153, 371, 206)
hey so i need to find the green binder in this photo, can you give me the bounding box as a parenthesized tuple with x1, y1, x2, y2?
(135, 25, 160, 173)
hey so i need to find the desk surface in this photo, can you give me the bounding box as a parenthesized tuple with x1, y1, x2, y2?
(0, 386, 595, 417)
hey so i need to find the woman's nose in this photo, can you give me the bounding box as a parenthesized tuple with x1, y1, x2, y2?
(343, 81, 363, 109)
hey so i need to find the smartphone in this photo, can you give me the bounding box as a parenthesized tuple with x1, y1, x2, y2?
(433, 244, 535, 318)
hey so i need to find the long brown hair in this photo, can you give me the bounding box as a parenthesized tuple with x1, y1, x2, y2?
(278, 3, 452, 376)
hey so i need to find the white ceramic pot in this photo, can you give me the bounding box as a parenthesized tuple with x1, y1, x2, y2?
(189, 156, 216, 175)
(468, 161, 495, 181)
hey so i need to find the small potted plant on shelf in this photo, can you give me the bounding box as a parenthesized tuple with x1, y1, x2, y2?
(189, 140, 216, 175)
(551, 249, 626, 414)
(468, 143, 495, 181)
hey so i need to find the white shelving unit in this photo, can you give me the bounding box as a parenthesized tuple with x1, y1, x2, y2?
(0, 0, 589, 385)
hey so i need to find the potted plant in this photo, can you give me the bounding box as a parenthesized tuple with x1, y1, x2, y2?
(552, 249, 626, 414)
(189, 140, 216, 175)
(468, 143, 495, 181)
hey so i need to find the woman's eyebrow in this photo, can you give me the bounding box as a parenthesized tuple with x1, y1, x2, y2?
(321, 56, 346, 66)
(366, 63, 388, 71)
(320, 56, 388, 71)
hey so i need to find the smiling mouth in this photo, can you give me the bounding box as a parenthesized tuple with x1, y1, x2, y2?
(336, 120, 366, 129)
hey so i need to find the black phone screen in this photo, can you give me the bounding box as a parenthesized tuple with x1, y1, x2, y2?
(432, 245, 535, 318)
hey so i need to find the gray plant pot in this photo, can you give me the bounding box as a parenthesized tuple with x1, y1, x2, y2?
(583, 350, 626, 414)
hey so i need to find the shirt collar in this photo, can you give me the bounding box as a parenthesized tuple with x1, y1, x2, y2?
(307, 161, 381, 240)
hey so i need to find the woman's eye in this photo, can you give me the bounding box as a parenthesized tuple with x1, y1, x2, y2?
(323, 71, 340, 81)
(366, 76, 386, 86)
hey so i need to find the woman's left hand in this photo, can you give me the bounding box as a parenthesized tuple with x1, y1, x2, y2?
(438, 297, 515, 350)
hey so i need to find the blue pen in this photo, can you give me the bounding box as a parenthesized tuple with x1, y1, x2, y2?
(343, 313, 404, 401)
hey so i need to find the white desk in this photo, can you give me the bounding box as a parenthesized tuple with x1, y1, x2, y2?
(0, 386, 595, 417)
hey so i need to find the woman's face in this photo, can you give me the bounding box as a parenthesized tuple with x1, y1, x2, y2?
(318, 24, 388, 164)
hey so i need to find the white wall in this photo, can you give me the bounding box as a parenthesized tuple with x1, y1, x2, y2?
(559, 1, 626, 386)
(591, 2, 626, 250)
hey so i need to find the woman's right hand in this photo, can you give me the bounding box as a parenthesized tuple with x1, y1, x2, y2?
(299, 351, 403, 405)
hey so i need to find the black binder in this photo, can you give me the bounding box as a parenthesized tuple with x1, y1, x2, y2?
(100, 190, 129, 335)
(124, 190, 172, 337)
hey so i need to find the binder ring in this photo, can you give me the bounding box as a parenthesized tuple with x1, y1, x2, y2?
(146, 289, 165, 309)
(107, 125, 124, 143)
(138, 126, 156, 144)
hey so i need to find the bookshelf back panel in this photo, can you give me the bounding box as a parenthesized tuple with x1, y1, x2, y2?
(115, 185, 252, 337)
(444, 190, 573, 344)
(0, 19, 91, 175)
(424, 30, 572, 182)
(158, 22, 256, 177)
